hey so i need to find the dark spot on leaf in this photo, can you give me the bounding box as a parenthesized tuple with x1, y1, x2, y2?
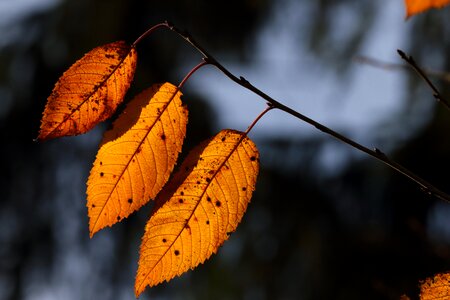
(105, 53, 115, 59)
(250, 156, 256, 161)
(196, 181, 200, 184)
(180, 191, 184, 196)
(113, 175, 117, 179)
(128, 199, 133, 204)
(99, 161, 103, 165)
(226, 231, 232, 236)
(117, 216, 120, 221)
(207, 197, 211, 202)
(208, 170, 214, 175)
(91, 204, 96, 208)
(215, 200, 221, 207)
(206, 220, 210, 225)
(179, 199, 184, 204)
(174, 250, 180, 256)
(206, 178, 211, 183)
(100, 172, 104, 177)
(221, 137, 226, 142)
(161, 134, 166, 141)
(185, 224, 190, 230)
(162, 238, 167, 243)
(242, 187, 247, 191)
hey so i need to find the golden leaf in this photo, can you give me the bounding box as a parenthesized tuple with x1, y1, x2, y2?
(135, 129, 259, 297)
(86, 82, 188, 237)
(38, 41, 137, 141)
(405, 0, 450, 18)
(420, 272, 450, 300)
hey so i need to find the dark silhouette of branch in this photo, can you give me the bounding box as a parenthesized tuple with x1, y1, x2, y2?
(397, 49, 450, 112)
(161, 21, 450, 203)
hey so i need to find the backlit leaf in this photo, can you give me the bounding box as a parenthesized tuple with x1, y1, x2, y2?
(86, 82, 188, 237)
(420, 272, 450, 299)
(404, 0, 450, 18)
(135, 129, 259, 296)
(38, 41, 137, 141)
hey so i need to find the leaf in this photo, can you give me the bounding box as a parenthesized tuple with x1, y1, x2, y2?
(135, 129, 259, 297)
(404, 0, 450, 18)
(420, 272, 450, 300)
(38, 41, 137, 141)
(86, 82, 188, 237)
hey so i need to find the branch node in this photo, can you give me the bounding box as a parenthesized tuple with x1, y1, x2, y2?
(239, 76, 249, 84)
(165, 20, 174, 28)
(373, 147, 387, 158)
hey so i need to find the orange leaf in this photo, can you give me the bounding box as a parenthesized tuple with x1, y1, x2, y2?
(86, 82, 188, 237)
(405, 0, 450, 18)
(135, 129, 259, 296)
(38, 41, 137, 141)
(420, 272, 450, 299)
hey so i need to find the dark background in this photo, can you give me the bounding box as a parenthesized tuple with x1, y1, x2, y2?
(1, 0, 450, 299)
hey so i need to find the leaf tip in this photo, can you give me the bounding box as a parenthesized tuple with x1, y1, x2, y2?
(134, 275, 147, 298)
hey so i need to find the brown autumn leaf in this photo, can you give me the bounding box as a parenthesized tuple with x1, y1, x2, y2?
(38, 41, 137, 141)
(420, 272, 450, 299)
(405, 0, 450, 18)
(135, 129, 259, 297)
(86, 82, 188, 237)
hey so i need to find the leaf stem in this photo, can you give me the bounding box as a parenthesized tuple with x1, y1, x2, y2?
(132, 22, 168, 47)
(397, 49, 450, 112)
(178, 60, 209, 89)
(162, 21, 450, 203)
(245, 105, 274, 135)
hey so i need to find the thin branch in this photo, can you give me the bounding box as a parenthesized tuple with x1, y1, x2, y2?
(161, 21, 450, 203)
(397, 49, 450, 112)
(354, 55, 450, 83)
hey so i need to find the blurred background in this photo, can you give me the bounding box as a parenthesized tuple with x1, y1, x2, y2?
(1, 0, 450, 299)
